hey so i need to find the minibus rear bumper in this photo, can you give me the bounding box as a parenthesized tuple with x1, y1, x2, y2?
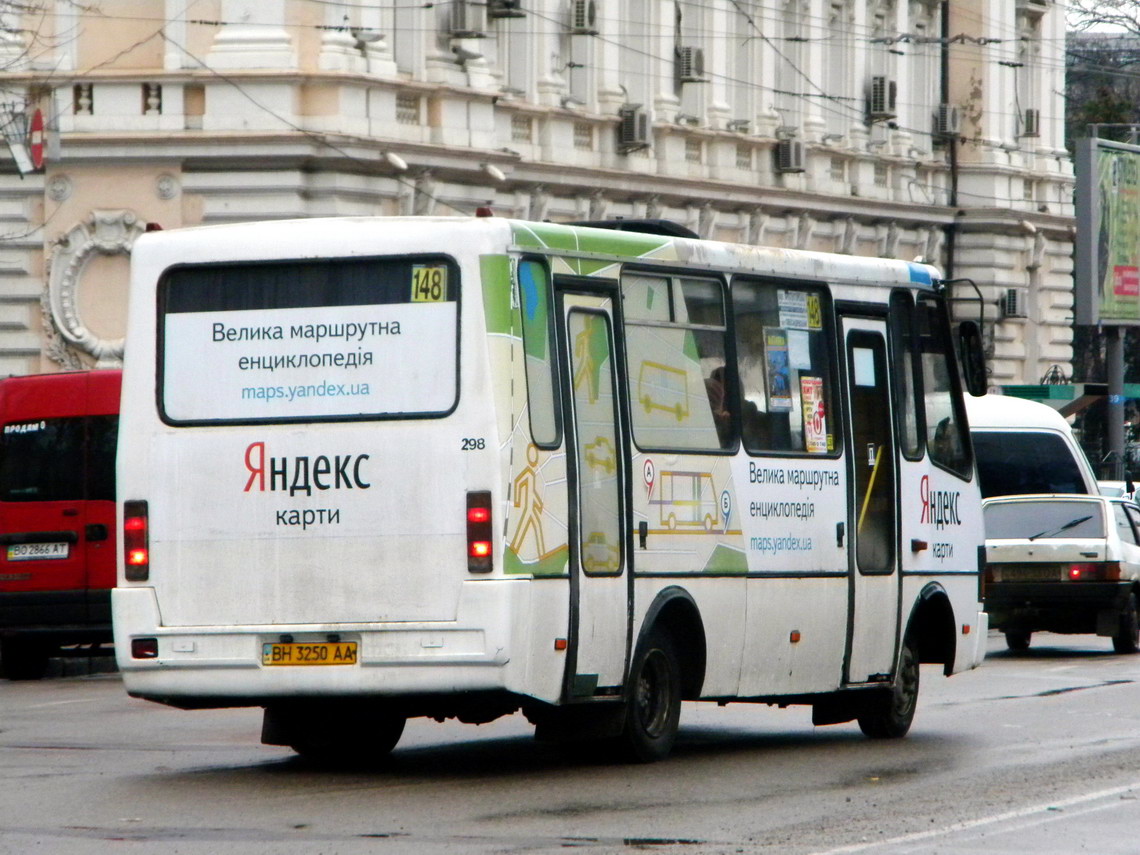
(112, 581, 544, 708)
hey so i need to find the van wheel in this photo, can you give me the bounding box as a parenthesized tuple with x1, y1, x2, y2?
(1005, 631, 1032, 652)
(619, 629, 681, 762)
(0, 638, 50, 681)
(1113, 594, 1140, 654)
(857, 637, 919, 739)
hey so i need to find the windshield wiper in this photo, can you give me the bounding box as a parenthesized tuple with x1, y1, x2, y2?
(1027, 514, 1094, 541)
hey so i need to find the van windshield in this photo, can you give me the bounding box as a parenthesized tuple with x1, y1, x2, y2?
(159, 256, 459, 424)
(971, 430, 1088, 498)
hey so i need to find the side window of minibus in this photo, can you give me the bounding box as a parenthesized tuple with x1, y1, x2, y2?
(731, 279, 837, 455)
(517, 258, 561, 448)
(915, 294, 971, 477)
(889, 291, 923, 460)
(621, 272, 732, 451)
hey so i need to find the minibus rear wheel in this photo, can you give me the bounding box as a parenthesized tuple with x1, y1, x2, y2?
(619, 628, 682, 762)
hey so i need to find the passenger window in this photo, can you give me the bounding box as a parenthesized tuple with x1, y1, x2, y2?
(517, 259, 560, 447)
(1113, 504, 1139, 546)
(1124, 505, 1140, 546)
(732, 280, 836, 455)
(622, 272, 731, 451)
(916, 295, 970, 477)
(889, 291, 922, 459)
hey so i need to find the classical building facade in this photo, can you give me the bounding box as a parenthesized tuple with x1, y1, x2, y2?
(0, 0, 1071, 380)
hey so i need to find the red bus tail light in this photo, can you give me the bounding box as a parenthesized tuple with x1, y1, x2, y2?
(467, 491, 493, 573)
(124, 499, 149, 581)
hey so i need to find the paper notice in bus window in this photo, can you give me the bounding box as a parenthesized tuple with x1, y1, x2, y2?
(801, 376, 828, 454)
(778, 289, 810, 330)
(786, 328, 811, 370)
(162, 301, 458, 422)
(764, 328, 792, 412)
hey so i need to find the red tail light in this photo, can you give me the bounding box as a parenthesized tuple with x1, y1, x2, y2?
(131, 637, 158, 659)
(467, 491, 493, 573)
(124, 499, 149, 581)
(1067, 562, 1120, 581)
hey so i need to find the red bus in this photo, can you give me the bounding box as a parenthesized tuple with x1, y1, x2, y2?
(0, 370, 120, 679)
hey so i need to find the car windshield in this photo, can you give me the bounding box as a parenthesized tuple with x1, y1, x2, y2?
(983, 500, 1105, 540)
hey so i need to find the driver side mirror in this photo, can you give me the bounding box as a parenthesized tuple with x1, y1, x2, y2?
(957, 321, 987, 397)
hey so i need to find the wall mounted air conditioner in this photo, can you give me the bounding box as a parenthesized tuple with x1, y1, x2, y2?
(1001, 288, 1027, 319)
(617, 104, 649, 153)
(935, 103, 960, 138)
(488, 0, 526, 19)
(450, 0, 487, 37)
(869, 75, 897, 120)
(677, 46, 706, 83)
(775, 138, 805, 173)
(570, 0, 598, 35)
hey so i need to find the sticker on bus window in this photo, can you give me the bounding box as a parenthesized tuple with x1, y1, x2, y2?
(801, 376, 828, 454)
(806, 294, 822, 329)
(778, 290, 810, 330)
(764, 328, 792, 412)
(411, 265, 448, 302)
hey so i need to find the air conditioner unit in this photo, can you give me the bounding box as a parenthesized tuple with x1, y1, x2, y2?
(1001, 288, 1027, 319)
(869, 76, 897, 120)
(617, 104, 649, 153)
(488, 0, 526, 19)
(1022, 107, 1040, 138)
(1017, 0, 1048, 20)
(449, 0, 487, 37)
(934, 103, 960, 138)
(570, 0, 598, 35)
(775, 138, 805, 173)
(676, 46, 706, 83)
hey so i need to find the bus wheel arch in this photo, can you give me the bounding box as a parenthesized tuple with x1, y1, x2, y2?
(906, 583, 957, 676)
(637, 587, 707, 701)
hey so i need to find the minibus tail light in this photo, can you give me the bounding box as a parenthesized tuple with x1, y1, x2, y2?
(467, 491, 493, 573)
(124, 499, 149, 581)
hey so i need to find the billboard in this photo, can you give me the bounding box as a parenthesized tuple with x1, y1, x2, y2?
(1075, 138, 1140, 326)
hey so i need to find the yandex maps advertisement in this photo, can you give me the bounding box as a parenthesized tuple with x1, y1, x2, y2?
(159, 258, 458, 423)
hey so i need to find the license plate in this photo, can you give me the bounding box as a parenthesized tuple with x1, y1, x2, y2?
(6, 542, 69, 561)
(994, 564, 1060, 582)
(261, 641, 358, 666)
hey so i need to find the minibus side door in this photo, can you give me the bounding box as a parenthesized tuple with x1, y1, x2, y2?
(555, 286, 631, 699)
(840, 314, 901, 684)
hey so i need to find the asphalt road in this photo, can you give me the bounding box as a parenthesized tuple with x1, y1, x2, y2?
(3, 632, 1140, 854)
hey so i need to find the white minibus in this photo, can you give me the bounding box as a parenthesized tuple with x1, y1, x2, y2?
(114, 215, 989, 762)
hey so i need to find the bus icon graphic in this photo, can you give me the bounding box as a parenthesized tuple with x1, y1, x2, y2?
(637, 361, 689, 421)
(651, 470, 718, 531)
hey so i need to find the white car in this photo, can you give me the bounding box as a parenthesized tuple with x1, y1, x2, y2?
(983, 494, 1140, 653)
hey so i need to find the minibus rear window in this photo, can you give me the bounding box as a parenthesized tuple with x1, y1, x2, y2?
(158, 256, 459, 424)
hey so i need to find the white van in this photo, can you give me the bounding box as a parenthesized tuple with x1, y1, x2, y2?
(965, 394, 1098, 499)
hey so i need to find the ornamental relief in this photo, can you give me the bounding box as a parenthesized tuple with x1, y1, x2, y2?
(45, 208, 144, 368)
